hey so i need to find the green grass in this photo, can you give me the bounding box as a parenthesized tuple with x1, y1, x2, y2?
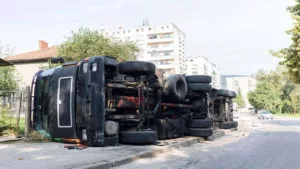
(274, 113, 300, 118)
(1, 117, 25, 135)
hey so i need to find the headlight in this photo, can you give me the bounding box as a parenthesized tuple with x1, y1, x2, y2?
(92, 62, 98, 72)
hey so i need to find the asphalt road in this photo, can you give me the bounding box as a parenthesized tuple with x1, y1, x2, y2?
(115, 112, 300, 169)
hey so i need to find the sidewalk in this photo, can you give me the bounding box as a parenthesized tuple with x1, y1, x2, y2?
(0, 130, 226, 169)
(0, 136, 22, 143)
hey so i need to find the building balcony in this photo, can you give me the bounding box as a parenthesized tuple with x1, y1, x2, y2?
(155, 64, 174, 69)
(148, 56, 174, 61)
(148, 46, 174, 52)
(147, 37, 174, 43)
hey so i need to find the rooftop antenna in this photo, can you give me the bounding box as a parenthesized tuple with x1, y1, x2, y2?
(143, 17, 150, 26)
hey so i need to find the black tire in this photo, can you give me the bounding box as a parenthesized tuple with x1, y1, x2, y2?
(186, 128, 213, 137)
(231, 121, 238, 128)
(119, 130, 157, 144)
(219, 122, 231, 129)
(185, 75, 212, 84)
(164, 75, 188, 100)
(187, 119, 213, 128)
(188, 83, 212, 92)
(118, 61, 156, 76)
(217, 89, 229, 97)
(228, 91, 236, 98)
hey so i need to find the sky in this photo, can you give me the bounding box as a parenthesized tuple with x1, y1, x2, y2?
(0, 0, 295, 75)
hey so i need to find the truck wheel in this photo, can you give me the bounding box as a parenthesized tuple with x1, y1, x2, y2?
(228, 91, 236, 98)
(186, 128, 213, 137)
(231, 121, 238, 128)
(217, 89, 230, 97)
(118, 61, 156, 76)
(119, 130, 157, 144)
(219, 122, 231, 129)
(185, 75, 212, 84)
(187, 83, 212, 92)
(187, 119, 213, 128)
(164, 75, 187, 100)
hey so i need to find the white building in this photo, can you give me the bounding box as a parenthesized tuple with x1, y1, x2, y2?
(225, 76, 257, 108)
(185, 56, 221, 89)
(103, 23, 186, 77)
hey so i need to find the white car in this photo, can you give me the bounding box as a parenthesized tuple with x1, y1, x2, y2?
(257, 110, 274, 120)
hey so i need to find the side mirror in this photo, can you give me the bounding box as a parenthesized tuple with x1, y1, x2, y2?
(50, 57, 65, 64)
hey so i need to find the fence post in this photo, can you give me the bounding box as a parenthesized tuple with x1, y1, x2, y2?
(25, 86, 31, 137)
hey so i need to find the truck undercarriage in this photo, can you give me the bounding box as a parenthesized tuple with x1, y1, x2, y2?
(30, 56, 237, 146)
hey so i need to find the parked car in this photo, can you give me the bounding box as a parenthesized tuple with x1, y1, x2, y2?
(257, 110, 274, 120)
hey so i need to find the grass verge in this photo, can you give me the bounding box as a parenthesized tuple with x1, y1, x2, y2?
(274, 113, 300, 118)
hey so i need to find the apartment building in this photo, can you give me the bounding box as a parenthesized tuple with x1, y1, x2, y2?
(103, 23, 186, 77)
(225, 76, 257, 108)
(185, 56, 221, 89)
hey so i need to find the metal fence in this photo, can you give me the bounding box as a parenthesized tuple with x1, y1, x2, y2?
(0, 87, 29, 126)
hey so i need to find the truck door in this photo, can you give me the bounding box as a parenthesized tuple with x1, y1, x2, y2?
(49, 65, 78, 139)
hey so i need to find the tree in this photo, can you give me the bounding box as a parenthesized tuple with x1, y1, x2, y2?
(58, 28, 140, 62)
(0, 41, 20, 92)
(234, 90, 245, 108)
(290, 85, 300, 113)
(248, 81, 283, 114)
(271, 1, 300, 83)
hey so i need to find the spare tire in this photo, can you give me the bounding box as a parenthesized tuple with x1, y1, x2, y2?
(119, 130, 157, 144)
(164, 75, 188, 100)
(118, 61, 156, 76)
(217, 89, 230, 97)
(188, 83, 212, 92)
(185, 75, 212, 84)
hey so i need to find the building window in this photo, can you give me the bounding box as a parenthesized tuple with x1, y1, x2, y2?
(128, 30, 130, 33)
(161, 26, 164, 29)
(149, 27, 151, 31)
(190, 59, 193, 62)
(164, 52, 170, 56)
(141, 28, 143, 32)
(136, 29, 139, 32)
(105, 32, 108, 35)
(117, 31, 119, 34)
(123, 30, 125, 34)
(166, 26, 169, 29)
(112, 32, 115, 35)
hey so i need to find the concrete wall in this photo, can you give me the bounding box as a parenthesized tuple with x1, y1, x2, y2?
(13, 61, 48, 87)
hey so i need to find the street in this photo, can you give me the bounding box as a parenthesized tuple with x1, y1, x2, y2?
(115, 111, 300, 169)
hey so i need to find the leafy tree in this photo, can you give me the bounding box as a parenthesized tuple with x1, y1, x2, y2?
(290, 85, 300, 113)
(234, 90, 245, 108)
(58, 28, 140, 62)
(0, 41, 20, 92)
(248, 81, 283, 114)
(271, 1, 300, 83)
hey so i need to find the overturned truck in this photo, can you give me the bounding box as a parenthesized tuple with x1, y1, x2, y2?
(30, 56, 237, 147)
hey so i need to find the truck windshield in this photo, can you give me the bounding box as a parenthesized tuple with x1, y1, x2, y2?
(35, 68, 54, 132)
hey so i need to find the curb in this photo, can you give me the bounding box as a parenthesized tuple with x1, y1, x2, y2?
(0, 137, 23, 143)
(80, 131, 225, 169)
(206, 129, 225, 141)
